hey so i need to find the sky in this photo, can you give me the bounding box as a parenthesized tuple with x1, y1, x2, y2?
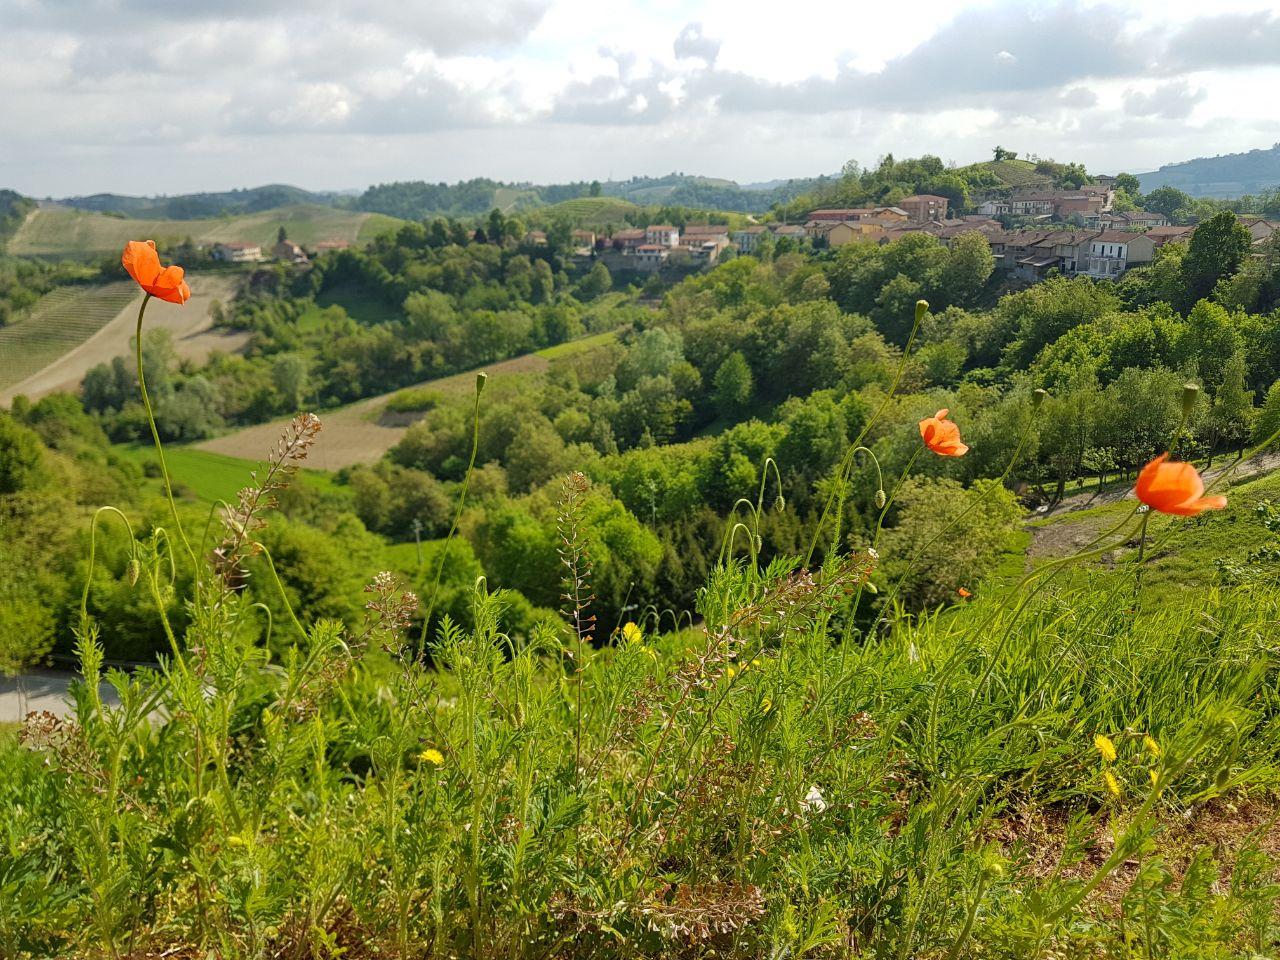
(2, 0, 1279, 197)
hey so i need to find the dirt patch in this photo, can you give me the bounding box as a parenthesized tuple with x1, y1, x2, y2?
(1026, 451, 1280, 562)
(994, 794, 1280, 915)
(198, 351, 552, 470)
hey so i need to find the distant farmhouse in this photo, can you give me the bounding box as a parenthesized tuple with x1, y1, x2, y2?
(210, 241, 263, 263)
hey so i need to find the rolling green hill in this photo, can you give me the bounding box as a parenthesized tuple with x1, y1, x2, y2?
(54, 184, 347, 219)
(958, 158, 1055, 190)
(539, 197, 640, 227)
(6, 204, 402, 257)
(1137, 143, 1280, 198)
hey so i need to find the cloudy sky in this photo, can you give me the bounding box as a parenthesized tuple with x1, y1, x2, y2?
(2, 0, 1278, 197)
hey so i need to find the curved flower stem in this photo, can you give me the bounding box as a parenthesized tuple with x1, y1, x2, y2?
(806, 299, 929, 566)
(80, 506, 138, 628)
(135, 294, 198, 580)
(419, 374, 485, 651)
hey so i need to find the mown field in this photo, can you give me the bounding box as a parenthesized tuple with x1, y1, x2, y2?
(113, 444, 343, 505)
(0, 281, 138, 391)
(197, 327, 621, 467)
(5, 204, 403, 256)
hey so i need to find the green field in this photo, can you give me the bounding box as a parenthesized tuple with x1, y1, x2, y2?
(116, 444, 341, 505)
(0, 281, 139, 390)
(961, 158, 1055, 190)
(541, 197, 639, 227)
(535, 327, 619, 359)
(6, 204, 403, 257)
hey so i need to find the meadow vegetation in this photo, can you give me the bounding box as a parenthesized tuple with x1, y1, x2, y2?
(2, 186, 1280, 956)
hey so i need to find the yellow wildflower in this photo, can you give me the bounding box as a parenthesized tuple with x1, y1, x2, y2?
(1143, 735, 1161, 758)
(621, 622, 644, 645)
(1103, 771, 1121, 797)
(1149, 769, 1160, 787)
(726, 666, 737, 679)
(419, 748, 444, 767)
(761, 697, 773, 715)
(1094, 734, 1117, 763)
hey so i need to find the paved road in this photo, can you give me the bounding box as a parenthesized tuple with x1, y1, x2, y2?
(0, 669, 121, 722)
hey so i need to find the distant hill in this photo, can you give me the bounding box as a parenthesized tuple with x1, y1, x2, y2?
(6, 203, 402, 257)
(959, 158, 1056, 191)
(1137, 144, 1280, 198)
(353, 173, 823, 220)
(0, 189, 35, 245)
(56, 184, 346, 220)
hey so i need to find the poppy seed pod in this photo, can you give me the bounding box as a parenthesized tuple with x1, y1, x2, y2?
(1181, 383, 1199, 417)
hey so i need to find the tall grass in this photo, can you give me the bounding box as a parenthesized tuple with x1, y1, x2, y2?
(1, 301, 1278, 959)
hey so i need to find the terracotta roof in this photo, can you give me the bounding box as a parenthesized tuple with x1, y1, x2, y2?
(1091, 230, 1149, 243)
(900, 194, 948, 202)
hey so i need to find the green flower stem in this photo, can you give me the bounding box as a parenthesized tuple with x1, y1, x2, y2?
(135, 294, 199, 580)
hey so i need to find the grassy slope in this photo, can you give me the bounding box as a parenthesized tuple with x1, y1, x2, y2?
(1026, 455, 1280, 594)
(7, 204, 403, 256)
(540, 197, 640, 227)
(0, 281, 139, 390)
(114, 445, 342, 506)
(960, 158, 1054, 190)
(196, 327, 623, 467)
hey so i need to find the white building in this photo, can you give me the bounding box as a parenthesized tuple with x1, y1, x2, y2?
(211, 242, 264, 262)
(644, 224, 680, 248)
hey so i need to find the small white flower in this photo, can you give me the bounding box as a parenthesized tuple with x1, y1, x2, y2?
(799, 785, 827, 814)
(867, 547, 879, 560)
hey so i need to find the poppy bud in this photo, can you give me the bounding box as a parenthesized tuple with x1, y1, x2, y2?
(874, 489, 886, 509)
(1032, 388, 1048, 409)
(475, 371, 488, 395)
(126, 557, 140, 586)
(1181, 383, 1199, 417)
(774, 494, 786, 513)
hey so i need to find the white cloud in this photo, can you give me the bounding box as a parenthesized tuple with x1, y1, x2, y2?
(1, 0, 1279, 194)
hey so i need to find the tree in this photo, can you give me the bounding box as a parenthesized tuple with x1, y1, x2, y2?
(576, 261, 612, 300)
(277, 225, 288, 244)
(1181, 211, 1252, 309)
(941, 231, 995, 305)
(487, 209, 506, 244)
(1204, 353, 1254, 463)
(1254, 379, 1280, 447)
(993, 146, 1017, 162)
(0, 412, 46, 494)
(712, 351, 754, 420)
(589, 180, 602, 197)
(1143, 186, 1193, 223)
(1113, 172, 1141, 195)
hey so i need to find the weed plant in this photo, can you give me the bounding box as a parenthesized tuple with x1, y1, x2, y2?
(1, 297, 1277, 959)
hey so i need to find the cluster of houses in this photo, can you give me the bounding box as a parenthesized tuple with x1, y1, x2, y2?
(208, 238, 350, 265)
(789, 182, 1280, 282)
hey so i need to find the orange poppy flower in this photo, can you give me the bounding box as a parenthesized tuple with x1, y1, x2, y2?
(121, 240, 190, 305)
(958, 587, 972, 599)
(1134, 453, 1226, 516)
(919, 408, 968, 457)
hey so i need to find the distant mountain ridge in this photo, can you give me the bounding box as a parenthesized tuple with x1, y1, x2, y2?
(55, 184, 348, 219)
(44, 173, 826, 222)
(1136, 144, 1280, 198)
